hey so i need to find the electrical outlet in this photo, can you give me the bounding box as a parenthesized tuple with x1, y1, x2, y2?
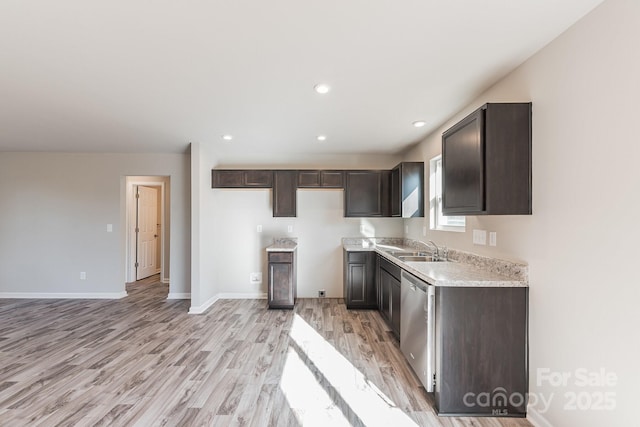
(80, 272, 87, 280)
(256, 225, 262, 233)
(250, 272, 262, 283)
(287, 225, 293, 233)
(472, 229, 487, 245)
(489, 232, 497, 246)
(318, 290, 326, 298)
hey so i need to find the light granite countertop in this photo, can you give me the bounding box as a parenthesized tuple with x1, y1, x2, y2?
(266, 238, 298, 252)
(343, 238, 527, 288)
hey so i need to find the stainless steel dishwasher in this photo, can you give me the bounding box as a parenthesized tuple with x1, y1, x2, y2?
(400, 270, 435, 392)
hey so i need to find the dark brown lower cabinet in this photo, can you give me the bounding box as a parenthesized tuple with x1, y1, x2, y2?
(268, 251, 296, 309)
(435, 286, 528, 417)
(343, 251, 377, 309)
(377, 255, 401, 340)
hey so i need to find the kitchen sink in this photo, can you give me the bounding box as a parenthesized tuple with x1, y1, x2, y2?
(388, 250, 427, 256)
(398, 255, 443, 262)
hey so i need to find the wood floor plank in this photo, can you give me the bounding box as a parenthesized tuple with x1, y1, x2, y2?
(0, 274, 532, 427)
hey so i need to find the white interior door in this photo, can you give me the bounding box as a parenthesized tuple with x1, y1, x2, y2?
(136, 185, 158, 280)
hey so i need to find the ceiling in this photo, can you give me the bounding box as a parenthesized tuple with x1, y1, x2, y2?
(0, 0, 604, 160)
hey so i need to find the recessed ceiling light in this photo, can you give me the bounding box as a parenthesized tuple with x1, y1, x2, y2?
(317, 135, 327, 142)
(222, 134, 233, 141)
(314, 84, 331, 94)
(412, 120, 426, 128)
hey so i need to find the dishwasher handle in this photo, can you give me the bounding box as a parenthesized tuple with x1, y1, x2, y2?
(401, 271, 428, 292)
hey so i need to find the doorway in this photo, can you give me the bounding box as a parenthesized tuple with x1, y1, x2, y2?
(125, 176, 170, 285)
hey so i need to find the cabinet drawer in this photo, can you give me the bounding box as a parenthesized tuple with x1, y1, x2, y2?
(347, 251, 368, 263)
(379, 256, 401, 281)
(269, 252, 293, 263)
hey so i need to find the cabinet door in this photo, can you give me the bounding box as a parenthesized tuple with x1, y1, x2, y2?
(347, 263, 367, 304)
(390, 277, 401, 339)
(244, 170, 273, 187)
(344, 251, 376, 308)
(320, 171, 344, 188)
(268, 253, 294, 308)
(442, 109, 484, 214)
(298, 170, 321, 187)
(344, 171, 389, 217)
(390, 166, 401, 217)
(379, 269, 391, 322)
(212, 170, 244, 188)
(273, 171, 297, 217)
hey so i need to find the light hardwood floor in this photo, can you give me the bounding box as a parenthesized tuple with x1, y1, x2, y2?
(0, 275, 532, 426)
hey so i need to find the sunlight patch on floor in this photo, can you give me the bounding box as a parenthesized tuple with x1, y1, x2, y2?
(280, 314, 419, 427)
(280, 347, 352, 426)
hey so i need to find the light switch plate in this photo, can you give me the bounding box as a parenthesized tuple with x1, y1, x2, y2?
(287, 225, 293, 233)
(106, 224, 113, 232)
(489, 232, 497, 246)
(423, 226, 427, 237)
(256, 225, 262, 233)
(80, 272, 87, 280)
(250, 272, 262, 283)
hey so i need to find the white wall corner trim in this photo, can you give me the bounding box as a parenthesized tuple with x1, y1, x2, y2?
(218, 293, 267, 300)
(167, 292, 191, 300)
(0, 292, 128, 299)
(188, 294, 220, 314)
(527, 405, 554, 427)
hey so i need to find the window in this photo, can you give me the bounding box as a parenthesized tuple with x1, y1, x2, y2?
(430, 155, 465, 231)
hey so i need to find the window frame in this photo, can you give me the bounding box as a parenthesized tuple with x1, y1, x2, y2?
(430, 155, 466, 232)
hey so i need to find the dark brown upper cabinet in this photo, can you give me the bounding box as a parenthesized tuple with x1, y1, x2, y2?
(273, 170, 297, 217)
(344, 170, 390, 217)
(390, 162, 424, 218)
(212, 170, 273, 188)
(442, 103, 532, 216)
(297, 170, 344, 188)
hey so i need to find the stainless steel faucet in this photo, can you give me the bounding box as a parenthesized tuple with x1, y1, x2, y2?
(424, 240, 439, 261)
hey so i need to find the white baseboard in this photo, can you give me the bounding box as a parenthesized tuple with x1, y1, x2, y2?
(189, 294, 220, 314)
(188, 293, 266, 315)
(0, 291, 128, 300)
(218, 292, 267, 299)
(167, 292, 191, 300)
(161, 277, 170, 284)
(527, 405, 553, 427)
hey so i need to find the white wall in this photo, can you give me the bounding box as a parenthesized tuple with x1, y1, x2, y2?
(211, 189, 402, 298)
(190, 142, 221, 310)
(0, 152, 190, 297)
(404, 0, 639, 425)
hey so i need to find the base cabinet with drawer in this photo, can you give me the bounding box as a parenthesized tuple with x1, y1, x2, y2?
(268, 251, 297, 309)
(343, 250, 377, 309)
